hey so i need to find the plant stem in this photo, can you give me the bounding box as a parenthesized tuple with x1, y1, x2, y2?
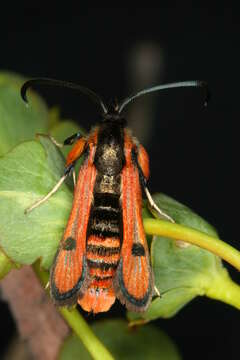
(143, 218, 240, 271)
(33, 262, 114, 360)
(59, 308, 114, 360)
(205, 269, 240, 310)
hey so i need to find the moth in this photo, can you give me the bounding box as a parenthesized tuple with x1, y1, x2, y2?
(22, 78, 207, 313)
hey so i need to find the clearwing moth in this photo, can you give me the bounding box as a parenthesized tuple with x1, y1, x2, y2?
(22, 78, 208, 313)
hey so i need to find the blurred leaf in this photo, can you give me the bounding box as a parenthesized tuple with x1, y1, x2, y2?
(48, 106, 85, 136)
(0, 71, 49, 156)
(48, 107, 61, 128)
(59, 319, 181, 360)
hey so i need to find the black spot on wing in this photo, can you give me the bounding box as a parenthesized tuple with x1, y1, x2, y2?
(131, 243, 145, 256)
(62, 237, 76, 251)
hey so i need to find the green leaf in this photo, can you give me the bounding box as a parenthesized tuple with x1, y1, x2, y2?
(128, 194, 238, 323)
(0, 137, 73, 269)
(59, 319, 181, 360)
(0, 71, 49, 156)
(0, 250, 17, 279)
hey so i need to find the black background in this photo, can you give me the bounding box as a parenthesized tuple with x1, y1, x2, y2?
(0, 5, 239, 359)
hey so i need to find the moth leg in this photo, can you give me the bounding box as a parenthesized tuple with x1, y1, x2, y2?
(65, 136, 87, 167)
(49, 132, 82, 187)
(144, 187, 175, 223)
(72, 169, 76, 187)
(25, 135, 88, 214)
(35, 133, 64, 148)
(63, 132, 82, 146)
(132, 146, 174, 223)
(50, 132, 83, 147)
(36, 132, 83, 148)
(146, 189, 191, 247)
(24, 164, 74, 214)
(154, 285, 161, 297)
(48, 135, 64, 148)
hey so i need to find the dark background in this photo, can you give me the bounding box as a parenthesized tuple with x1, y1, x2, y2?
(0, 5, 238, 359)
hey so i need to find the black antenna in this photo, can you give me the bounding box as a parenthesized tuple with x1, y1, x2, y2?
(21, 77, 108, 114)
(118, 80, 209, 113)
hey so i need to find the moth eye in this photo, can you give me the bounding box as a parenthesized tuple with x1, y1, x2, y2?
(131, 243, 145, 257)
(62, 237, 76, 251)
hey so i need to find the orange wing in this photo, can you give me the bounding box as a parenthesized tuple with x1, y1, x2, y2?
(113, 136, 153, 312)
(50, 142, 97, 306)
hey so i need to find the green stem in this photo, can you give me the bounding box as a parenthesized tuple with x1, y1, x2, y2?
(143, 218, 240, 271)
(59, 308, 114, 360)
(205, 269, 240, 310)
(33, 263, 114, 360)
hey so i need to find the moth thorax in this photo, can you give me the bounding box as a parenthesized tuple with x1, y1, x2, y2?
(95, 142, 124, 176)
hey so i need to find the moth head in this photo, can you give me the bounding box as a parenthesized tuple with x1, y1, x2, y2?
(101, 100, 127, 126)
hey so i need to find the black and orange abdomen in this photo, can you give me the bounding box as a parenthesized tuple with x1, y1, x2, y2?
(78, 192, 122, 312)
(78, 122, 124, 313)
